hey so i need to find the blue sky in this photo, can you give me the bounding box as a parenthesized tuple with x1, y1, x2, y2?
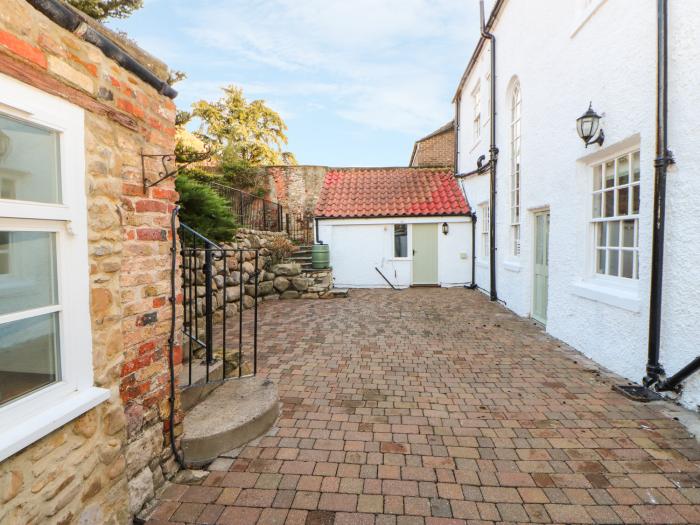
(108, 0, 481, 166)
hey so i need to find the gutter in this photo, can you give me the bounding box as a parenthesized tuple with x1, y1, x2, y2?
(27, 0, 177, 99)
(643, 0, 700, 392)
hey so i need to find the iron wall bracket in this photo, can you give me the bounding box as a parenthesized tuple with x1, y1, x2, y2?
(141, 146, 212, 191)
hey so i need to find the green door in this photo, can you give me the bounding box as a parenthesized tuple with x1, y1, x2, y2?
(532, 211, 550, 324)
(412, 224, 438, 285)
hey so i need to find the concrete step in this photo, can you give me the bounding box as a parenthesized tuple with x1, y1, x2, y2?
(181, 377, 279, 468)
(329, 288, 349, 298)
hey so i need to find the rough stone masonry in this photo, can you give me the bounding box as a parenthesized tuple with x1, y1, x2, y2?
(0, 1, 182, 523)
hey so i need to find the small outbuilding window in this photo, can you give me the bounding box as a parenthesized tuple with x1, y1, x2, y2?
(394, 224, 408, 258)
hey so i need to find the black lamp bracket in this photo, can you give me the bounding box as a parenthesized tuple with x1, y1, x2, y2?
(141, 146, 213, 191)
(585, 129, 605, 148)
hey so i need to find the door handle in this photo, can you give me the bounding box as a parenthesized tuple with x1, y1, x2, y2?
(412, 249, 416, 256)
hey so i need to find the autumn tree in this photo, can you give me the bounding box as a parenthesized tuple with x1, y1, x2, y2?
(68, 0, 143, 20)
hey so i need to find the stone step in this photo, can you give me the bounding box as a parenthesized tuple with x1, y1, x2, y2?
(329, 288, 349, 298)
(181, 377, 279, 468)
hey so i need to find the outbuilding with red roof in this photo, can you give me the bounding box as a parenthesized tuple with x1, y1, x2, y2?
(314, 167, 473, 288)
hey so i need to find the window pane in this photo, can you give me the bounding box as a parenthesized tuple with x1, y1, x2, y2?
(609, 221, 620, 247)
(617, 187, 629, 216)
(394, 224, 407, 258)
(592, 193, 602, 218)
(596, 249, 606, 274)
(621, 250, 634, 278)
(596, 222, 606, 247)
(0, 232, 58, 316)
(604, 190, 614, 218)
(617, 155, 629, 185)
(632, 151, 640, 182)
(0, 114, 61, 204)
(604, 161, 615, 188)
(593, 165, 602, 191)
(0, 312, 60, 407)
(622, 220, 635, 247)
(608, 249, 620, 277)
(632, 184, 640, 214)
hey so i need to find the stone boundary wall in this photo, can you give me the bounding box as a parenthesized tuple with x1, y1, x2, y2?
(184, 228, 333, 321)
(266, 165, 328, 218)
(0, 2, 180, 523)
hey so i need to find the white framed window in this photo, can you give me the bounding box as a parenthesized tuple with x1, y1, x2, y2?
(591, 150, 640, 280)
(394, 224, 408, 258)
(480, 203, 490, 257)
(471, 82, 481, 142)
(510, 81, 522, 256)
(0, 73, 108, 462)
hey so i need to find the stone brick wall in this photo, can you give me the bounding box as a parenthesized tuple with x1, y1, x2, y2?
(0, 1, 179, 523)
(266, 165, 328, 218)
(186, 229, 333, 323)
(410, 127, 455, 168)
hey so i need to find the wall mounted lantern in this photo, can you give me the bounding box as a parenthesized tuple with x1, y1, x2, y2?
(576, 102, 604, 148)
(442, 222, 449, 235)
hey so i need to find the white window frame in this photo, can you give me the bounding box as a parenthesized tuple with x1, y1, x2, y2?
(480, 203, 490, 258)
(510, 81, 522, 257)
(590, 149, 640, 283)
(471, 82, 481, 143)
(0, 73, 108, 462)
(393, 223, 409, 259)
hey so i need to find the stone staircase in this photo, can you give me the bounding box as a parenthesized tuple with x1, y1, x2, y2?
(290, 245, 314, 270)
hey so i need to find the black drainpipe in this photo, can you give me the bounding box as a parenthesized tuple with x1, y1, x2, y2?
(454, 97, 461, 175)
(27, 0, 177, 99)
(480, 0, 498, 302)
(642, 1, 699, 393)
(643, 0, 675, 388)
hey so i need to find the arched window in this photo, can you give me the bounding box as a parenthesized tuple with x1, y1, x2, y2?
(510, 81, 521, 256)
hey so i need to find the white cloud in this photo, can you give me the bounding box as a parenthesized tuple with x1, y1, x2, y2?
(176, 0, 479, 135)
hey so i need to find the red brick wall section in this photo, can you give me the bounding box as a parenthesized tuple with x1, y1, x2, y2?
(411, 128, 455, 168)
(0, 0, 181, 522)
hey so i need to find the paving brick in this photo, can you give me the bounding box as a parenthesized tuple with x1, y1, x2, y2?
(142, 290, 700, 525)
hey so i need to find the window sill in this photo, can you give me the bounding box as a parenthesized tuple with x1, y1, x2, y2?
(503, 260, 522, 273)
(0, 386, 110, 462)
(570, 279, 640, 312)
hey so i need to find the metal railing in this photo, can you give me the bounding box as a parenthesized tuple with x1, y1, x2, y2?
(207, 181, 283, 232)
(206, 179, 314, 244)
(179, 222, 259, 388)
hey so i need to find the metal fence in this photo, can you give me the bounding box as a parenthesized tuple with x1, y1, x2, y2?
(178, 222, 259, 388)
(208, 181, 283, 232)
(207, 180, 314, 244)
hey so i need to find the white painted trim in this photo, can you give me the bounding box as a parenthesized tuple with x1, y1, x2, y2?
(570, 279, 641, 312)
(503, 260, 522, 273)
(317, 216, 471, 227)
(571, 0, 608, 38)
(0, 73, 101, 454)
(0, 387, 110, 461)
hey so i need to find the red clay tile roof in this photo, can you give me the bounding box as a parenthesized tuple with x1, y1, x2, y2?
(315, 168, 470, 219)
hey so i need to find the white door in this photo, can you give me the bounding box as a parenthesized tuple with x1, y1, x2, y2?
(331, 225, 385, 287)
(532, 211, 550, 324)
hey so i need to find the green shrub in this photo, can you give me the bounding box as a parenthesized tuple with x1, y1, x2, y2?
(175, 173, 237, 242)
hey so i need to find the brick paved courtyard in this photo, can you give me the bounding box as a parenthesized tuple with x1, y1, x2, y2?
(148, 288, 700, 524)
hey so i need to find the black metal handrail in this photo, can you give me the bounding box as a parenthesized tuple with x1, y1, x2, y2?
(179, 222, 259, 389)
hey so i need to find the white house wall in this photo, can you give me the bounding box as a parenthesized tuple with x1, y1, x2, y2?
(317, 217, 472, 289)
(456, 0, 700, 408)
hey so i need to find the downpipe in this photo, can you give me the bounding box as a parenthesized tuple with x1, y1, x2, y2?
(480, 0, 498, 302)
(168, 206, 184, 467)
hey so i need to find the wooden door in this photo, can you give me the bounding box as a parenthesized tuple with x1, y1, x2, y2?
(532, 211, 550, 324)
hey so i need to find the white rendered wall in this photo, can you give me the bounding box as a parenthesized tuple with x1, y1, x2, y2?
(317, 217, 472, 289)
(456, 0, 700, 408)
